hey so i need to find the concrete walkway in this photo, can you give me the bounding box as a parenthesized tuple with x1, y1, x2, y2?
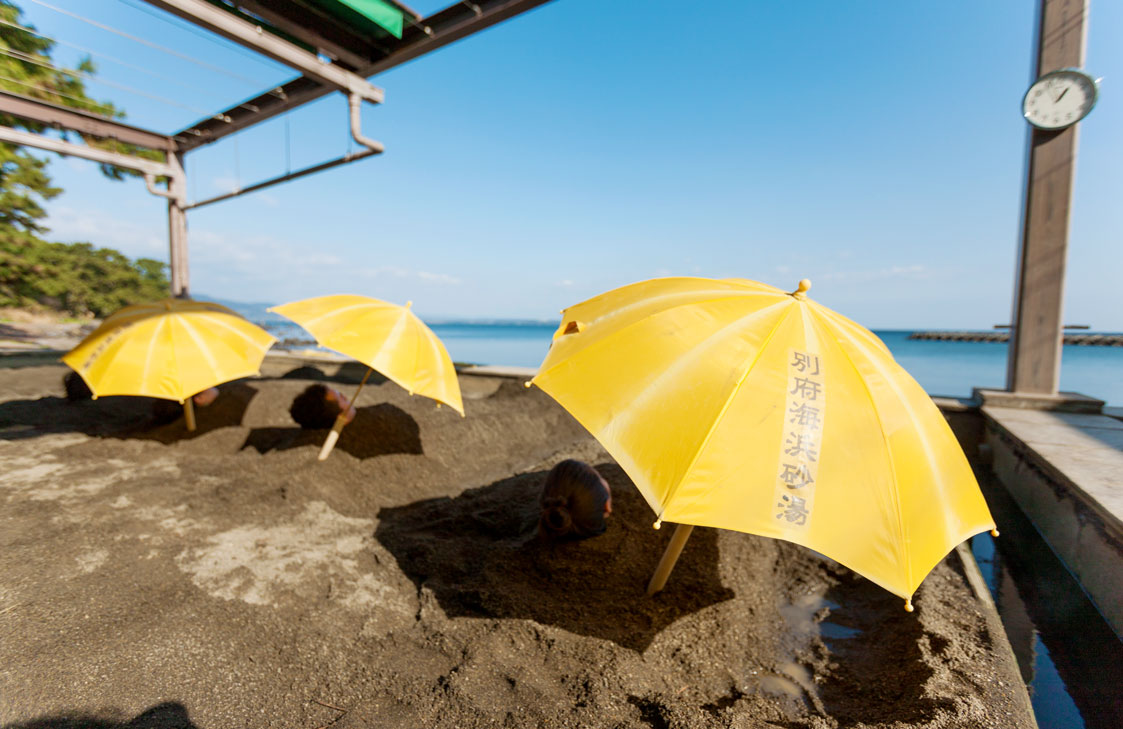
(982, 407, 1123, 638)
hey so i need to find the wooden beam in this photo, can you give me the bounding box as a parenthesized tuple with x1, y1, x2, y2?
(139, 0, 384, 102)
(0, 90, 176, 152)
(1006, 0, 1089, 395)
(174, 0, 555, 150)
(0, 125, 174, 177)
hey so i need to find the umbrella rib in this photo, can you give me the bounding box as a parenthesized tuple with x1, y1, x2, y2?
(288, 301, 385, 331)
(657, 301, 798, 518)
(535, 292, 775, 384)
(195, 311, 276, 353)
(179, 315, 222, 380)
(141, 316, 162, 392)
(807, 305, 913, 594)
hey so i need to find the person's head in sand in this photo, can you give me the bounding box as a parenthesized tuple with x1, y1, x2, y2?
(539, 459, 613, 540)
(62, 371, 92, 402)
(289, 384, 356, 429)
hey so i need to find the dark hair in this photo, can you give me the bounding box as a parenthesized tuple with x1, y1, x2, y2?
(539, 460, 611, 540)
(63, 371, 93, 401)
(289, 384, 341, 429)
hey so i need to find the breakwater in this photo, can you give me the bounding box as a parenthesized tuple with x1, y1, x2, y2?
(909, 331, 1123, 346)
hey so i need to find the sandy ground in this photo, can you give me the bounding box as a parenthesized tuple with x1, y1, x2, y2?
(0, 310, 95, 354)
(0, 362, 1035, 729)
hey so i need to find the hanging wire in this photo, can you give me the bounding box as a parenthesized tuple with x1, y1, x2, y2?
(0, 72, 116, 113)
(0, 45, 218, 116)
(233, 131, 240, 192)
(190, 151, 197, 203)
(284, 113, 290, 175)
(26, 0, 271, 88)
(114, 0, 285, 72)
(0, 17, 261, 104)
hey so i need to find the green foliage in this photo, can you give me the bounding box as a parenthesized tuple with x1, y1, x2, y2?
(0, 1, 170, 317)
(0, 229, 169, 316)
(0, 1, 165, 178)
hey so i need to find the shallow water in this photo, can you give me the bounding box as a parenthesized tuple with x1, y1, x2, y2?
(253, 314, 1123, 405)
(971, 474, 1123, 729)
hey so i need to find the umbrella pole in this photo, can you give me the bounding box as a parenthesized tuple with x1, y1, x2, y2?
(317, 367, 373, 461)
(646, 523, 694, 596)
(183, 399, 196, 431)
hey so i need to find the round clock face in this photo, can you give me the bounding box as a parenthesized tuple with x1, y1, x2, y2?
(1023, 69, 1098, 130)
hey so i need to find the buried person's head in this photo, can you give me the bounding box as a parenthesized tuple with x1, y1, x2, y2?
(539, 459, 613, 540)
(289, 384, 356, 429)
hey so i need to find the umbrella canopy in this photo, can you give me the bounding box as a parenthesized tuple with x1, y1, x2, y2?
(269, 295, 464, 415)
(62, 298, 276, 403)
(529, 277, 996, 605)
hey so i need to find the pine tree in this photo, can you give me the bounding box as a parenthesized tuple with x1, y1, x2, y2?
(0, 0, 169, 315)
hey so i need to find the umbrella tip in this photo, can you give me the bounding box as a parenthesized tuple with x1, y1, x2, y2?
(990, 528, 1000, 538)
(791, 279, 812, 299)
(653, 518, 663, 530)
(523, 380, 533, 389)
(405, 300, 413, 309)
(904, 598, 914, 612)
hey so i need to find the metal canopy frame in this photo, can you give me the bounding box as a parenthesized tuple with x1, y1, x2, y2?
(0, 0, 553, 296)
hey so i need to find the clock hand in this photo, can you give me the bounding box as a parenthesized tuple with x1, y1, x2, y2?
(1055, 87, 1069, 103)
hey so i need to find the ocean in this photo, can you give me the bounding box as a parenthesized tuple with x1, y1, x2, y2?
(238, 307, 1122, 406)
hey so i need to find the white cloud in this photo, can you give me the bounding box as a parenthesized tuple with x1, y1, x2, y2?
(44, 205, 164, 255)
(775, 264, 791, 274)
(256, 192, 280, 207)
(418, 271, 461, 285)
(357, 265, 410, 279)
(212, 174, 239, 193)
(818, 264, 927, 283)
(556, 279, 575, 287)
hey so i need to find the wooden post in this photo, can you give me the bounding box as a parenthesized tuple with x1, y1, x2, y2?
(1006, 0, 1088, 395)
(167, 152, 190, 298)
(646, 523, 694, 596)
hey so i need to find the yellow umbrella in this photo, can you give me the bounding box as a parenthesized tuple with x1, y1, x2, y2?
(62, 298, 276, 430)
(269, 294, 464, 460)
(529, 277, 996, 610)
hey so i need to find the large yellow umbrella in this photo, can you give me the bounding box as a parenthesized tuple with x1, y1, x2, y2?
(269, 294, 464, 460)
(529, 277, 996, 610)
(62, 298, 276, 430)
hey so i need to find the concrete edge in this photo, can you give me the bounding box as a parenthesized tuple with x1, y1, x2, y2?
(954, 542, 1039, 728)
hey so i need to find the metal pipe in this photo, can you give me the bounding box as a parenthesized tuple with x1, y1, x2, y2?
(183, 147, 380, 210)
(144, 173, 176, 199)
(349, 94, 384, 153)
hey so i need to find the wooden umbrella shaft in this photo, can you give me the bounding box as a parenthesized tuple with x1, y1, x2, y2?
(317, 367, 373, 461)
(183, 398, 196, 431)
(646, 523, 694, 596)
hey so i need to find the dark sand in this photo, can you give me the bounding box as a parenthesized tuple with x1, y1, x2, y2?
(0, 362, 1034, 728)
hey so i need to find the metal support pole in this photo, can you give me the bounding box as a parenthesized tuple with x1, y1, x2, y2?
(1006, 0, 1088, 395)
(166, 152, 189, 298)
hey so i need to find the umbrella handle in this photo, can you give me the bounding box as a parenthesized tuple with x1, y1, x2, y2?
(317, 413, 348, 461)
(183, 399, 196, 432)
(317, 368, 372, 462)
(646, 523, 694, 596)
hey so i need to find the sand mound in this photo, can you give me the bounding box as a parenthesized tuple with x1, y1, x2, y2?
(0, 365, 1032, 728)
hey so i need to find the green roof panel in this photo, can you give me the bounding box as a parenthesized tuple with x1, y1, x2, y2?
(321, 0, 405, 39)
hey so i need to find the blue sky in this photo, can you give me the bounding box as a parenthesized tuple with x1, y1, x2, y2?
(17, 0, 1123, 328)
